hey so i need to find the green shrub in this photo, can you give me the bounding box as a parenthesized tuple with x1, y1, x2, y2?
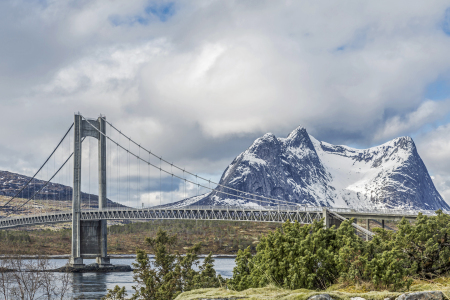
(229, 212, 450, 292)
(105, 228, 224, 300)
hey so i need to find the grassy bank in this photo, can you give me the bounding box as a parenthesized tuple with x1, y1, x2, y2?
(175, 277, 450, 300)
(0, 219, 282, 255)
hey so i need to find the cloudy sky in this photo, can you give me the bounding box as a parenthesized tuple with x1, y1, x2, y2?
(2, 0, 450, 205)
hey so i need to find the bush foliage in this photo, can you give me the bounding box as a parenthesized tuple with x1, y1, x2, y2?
(229, 210, 450, 291)
(104, 228, 225, 300)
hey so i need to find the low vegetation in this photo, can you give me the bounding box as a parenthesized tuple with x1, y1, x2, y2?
(228, 210, 450, 293)
(175, 277, 450, 300)
(0, 220, 282, 255)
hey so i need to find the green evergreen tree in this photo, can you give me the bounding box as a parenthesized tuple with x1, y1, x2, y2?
(103, 285, 127, 300)
(106, 228, 224, 300)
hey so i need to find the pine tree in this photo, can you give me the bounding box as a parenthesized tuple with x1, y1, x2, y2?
(105, 228, 224, 300)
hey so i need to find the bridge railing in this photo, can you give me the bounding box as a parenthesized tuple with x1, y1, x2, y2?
(330, 206, 444, 216)
(1, 205, 447, 222)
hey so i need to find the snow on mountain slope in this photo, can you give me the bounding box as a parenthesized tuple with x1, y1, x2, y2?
(187, 126, 449, 210)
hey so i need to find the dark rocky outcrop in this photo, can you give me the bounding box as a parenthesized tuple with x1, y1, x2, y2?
(51, 263, 132, 273)
(397, 291, 444, 300)
(308, 294, 335, 300)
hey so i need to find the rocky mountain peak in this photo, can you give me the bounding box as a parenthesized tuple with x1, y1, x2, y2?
(284, 126, 314, 149)
(392, 136, 415, 151)
(246, 133, 282, 163)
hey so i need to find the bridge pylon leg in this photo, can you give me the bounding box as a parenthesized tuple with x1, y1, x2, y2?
(70, 114, 84, 267)
(96, 116, 110, 266)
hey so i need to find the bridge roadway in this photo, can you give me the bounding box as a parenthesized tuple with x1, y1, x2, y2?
(0, 205, 434, 230)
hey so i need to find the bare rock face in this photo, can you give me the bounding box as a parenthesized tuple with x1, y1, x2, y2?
(184, 126, 449, 210)
(397, 291, 444, 300)
(308, 294, 335, 300)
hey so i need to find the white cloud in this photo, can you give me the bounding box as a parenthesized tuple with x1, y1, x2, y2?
(415, 124, 450, 203)
(3, 0, 450, 203)
(374, 100, 450, 142)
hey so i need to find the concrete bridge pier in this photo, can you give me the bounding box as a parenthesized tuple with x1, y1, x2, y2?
(323, 208, 330, 228)
(322, 208, 343, 229)
(69, 114, 110, 267)
(366, 219, 370, 241)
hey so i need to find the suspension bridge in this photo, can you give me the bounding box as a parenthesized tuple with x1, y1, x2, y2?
(0, 113, 439, 267)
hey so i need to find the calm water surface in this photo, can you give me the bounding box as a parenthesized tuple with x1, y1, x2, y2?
(48, 258, 235, 299)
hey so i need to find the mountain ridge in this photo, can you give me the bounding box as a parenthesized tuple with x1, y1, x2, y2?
(177, 126, 449, 210)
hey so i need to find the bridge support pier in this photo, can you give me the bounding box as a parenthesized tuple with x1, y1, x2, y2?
(70, 114, 110, 267)
(366, 219, 370, 241)
(323, 208, 330, 228)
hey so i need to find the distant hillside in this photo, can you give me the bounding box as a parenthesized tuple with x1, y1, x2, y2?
(0, 170, 121, 208)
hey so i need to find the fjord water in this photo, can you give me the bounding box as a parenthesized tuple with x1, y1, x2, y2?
(48, 258, 235, 299)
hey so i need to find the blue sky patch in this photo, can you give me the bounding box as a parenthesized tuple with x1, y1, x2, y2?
(333, 27, 369, 53)
(425, 78, 450, 101)
(145, 2, 175, 22)
(109, 1, 175, 26)
(442, 7, 450, 35)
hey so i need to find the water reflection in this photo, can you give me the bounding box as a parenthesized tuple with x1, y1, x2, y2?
(61, 258, 235, 299)
(72, 273, 108, 299)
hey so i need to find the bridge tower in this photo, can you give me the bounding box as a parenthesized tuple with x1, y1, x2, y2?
(69, 113, 110, 267)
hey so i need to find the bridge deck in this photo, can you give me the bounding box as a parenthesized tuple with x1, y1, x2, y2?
(0, 205, 432, 230)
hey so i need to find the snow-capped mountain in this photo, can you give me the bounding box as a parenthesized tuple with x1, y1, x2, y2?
(180, 126, 449, 210)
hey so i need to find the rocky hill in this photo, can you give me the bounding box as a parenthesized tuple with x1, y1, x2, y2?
(0, 170, 119, 208)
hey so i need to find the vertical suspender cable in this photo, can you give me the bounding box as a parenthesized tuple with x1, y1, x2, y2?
(69, 131, 72, 209)
(138, 147, 140, 208)
(68, 134, 71, 209)
(58, 141, 60, 210)
(118, 132, 120, 208)
(88, 137, 91, 209)
(66, 135, 68, 208)
(117, 142, 119, 209)
(159, 158, 162, 206)
(128, 139, 130, 208)
(171, 164, 173, 203)
(45, 154, 48, 210)
(107, 131, 110, 231)
(53, 145, 56, 212)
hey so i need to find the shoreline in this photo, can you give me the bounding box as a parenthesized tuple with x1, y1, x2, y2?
(0, 254, 237, 259)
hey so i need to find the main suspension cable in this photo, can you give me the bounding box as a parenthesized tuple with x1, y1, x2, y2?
(101, 117, 288, 204)
(9, 136, 86, 215)
(82, 116, 293, 206)
(1, 123, 74, 209)
(8, 151, 75, 215)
